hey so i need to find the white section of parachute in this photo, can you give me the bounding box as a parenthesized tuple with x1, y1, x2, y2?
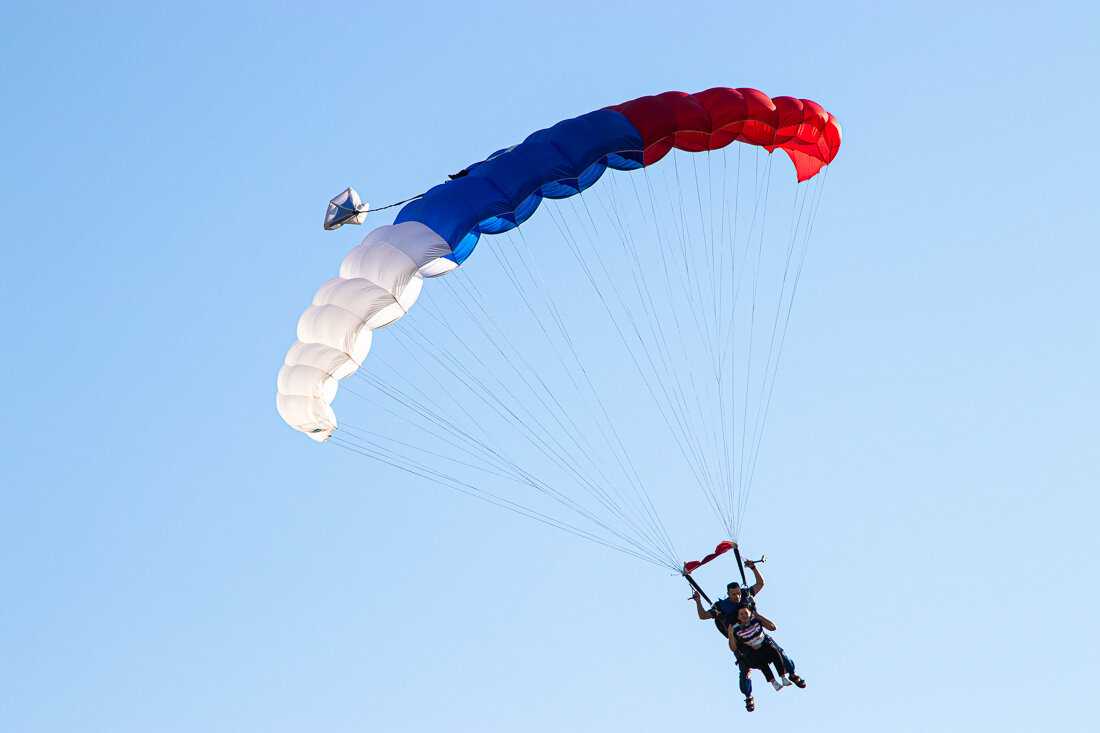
(276, 222, 458, 441)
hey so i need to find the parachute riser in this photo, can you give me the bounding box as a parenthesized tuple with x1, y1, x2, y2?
(732, 545, 748, 587)
(682, 572, 712, 605)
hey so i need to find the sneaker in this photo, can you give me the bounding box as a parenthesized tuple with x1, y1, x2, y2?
(771, 679, 784, 691)
(780, 676, 793, 687)
(745, 696, 755, 712)
(788, 674, 807, 688)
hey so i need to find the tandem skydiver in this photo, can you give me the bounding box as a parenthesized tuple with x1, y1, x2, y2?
(690, 554, 805, 711)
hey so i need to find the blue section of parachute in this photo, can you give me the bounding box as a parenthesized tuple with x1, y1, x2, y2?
(394, 109, 644, 264)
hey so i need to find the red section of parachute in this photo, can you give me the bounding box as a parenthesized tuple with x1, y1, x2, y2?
(607, 88, 842, 182)
(683, 540, 736, 575)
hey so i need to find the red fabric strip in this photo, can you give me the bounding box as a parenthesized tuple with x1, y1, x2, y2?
(682, 540, 736, 574)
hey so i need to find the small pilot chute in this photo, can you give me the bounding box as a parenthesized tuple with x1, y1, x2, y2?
(324, 187, 370, 231)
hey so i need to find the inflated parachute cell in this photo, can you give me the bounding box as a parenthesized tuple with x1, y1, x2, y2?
(277, 88, 841, 441)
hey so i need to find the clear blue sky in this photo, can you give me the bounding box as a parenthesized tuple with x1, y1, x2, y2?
(2, 1, 1098, 731)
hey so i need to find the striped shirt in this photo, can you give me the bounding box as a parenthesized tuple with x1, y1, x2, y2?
(731, 619, 767, 649)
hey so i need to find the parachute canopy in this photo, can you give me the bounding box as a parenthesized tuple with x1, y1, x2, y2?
(277, 87, 840, 569)
(279, 87, 840, 442)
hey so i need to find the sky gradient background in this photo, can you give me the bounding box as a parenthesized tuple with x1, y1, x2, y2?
(2, 1, 1098, 731)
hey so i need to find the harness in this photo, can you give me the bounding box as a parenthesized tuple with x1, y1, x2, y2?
(711, 590, 756, 637)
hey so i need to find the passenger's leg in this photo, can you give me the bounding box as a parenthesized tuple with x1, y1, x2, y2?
(737, 658, 752, 697)
(770, 639, 804, 687)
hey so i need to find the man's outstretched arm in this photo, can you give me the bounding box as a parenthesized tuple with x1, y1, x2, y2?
(745, 558, 764, 595)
